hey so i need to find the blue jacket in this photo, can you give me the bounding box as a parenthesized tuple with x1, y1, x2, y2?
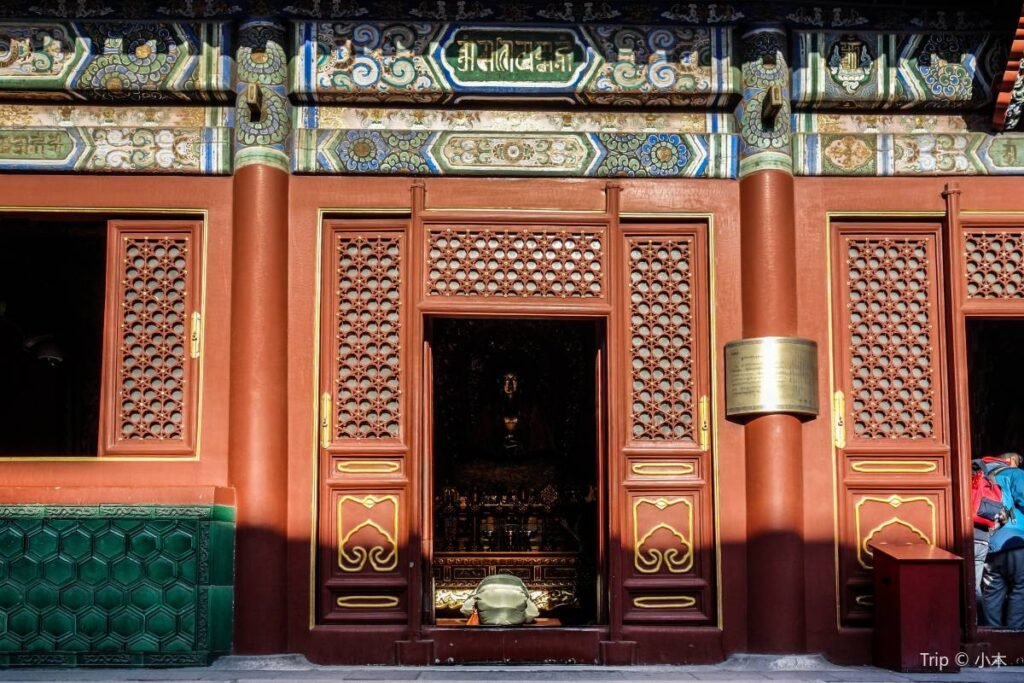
(989, 463, 1024, 553)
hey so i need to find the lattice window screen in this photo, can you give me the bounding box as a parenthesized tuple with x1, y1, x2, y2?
(101, 221, 201, 455)
(330, 232, 403, 441)
(426, 227, 604, 299)
(626, 236, 697, 442)
(841, 236, 939, 442)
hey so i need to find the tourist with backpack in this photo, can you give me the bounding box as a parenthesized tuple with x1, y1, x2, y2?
(972, 454, 1017, 624)
(978, 452, 1024, 628)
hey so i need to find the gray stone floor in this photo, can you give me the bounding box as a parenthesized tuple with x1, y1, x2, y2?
(0, 655, 1022, 683)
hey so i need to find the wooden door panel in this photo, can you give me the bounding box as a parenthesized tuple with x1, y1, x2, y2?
(626, 457, 703, 482)
(628, 491, 709, 579)
(321, 587, 409, 624)
(842, 453, 948, 479)
(623, 587, 712, 623)
(329, 490, 405, 578)
(948, 219, 1024, 634)
(330, 456, 406, 479)
(615, 226, 714, 626)
(831, 225, 952, 626)
(318, 223, 411, 625)
(843, 488, 949, 572)
(837, 487, 950, 623)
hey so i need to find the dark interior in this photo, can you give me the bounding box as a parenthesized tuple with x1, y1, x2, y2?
(430, 316, 602, 625)
(0, 219, 107, 456)
(966, 319, 1024, 457)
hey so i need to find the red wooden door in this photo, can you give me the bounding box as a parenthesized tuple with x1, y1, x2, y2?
(611, 224, 716, 628)
(830, 223, 953, 625)
(316, 221, 412, 624)
(312, 210, 719, 657)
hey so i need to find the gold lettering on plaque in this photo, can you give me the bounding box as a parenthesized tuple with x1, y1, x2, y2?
(448, 31, 577, 80)
(554, 41, 574, 72)
(725, 337, 819, 417)
(514, 40, 534, 71)
(456, 40, 477, 72)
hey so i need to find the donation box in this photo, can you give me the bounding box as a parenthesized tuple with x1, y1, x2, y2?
(871, 542, 962, 673)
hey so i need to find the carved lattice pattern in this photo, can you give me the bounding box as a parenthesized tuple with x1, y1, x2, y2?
(628, 238, 695, 441)
(964, 232, 1024, 298)
(427, 228, 604, 298)
(334, 235, 402, 439)
(118, 236, 189, 441)
(845, 238, 935, 439)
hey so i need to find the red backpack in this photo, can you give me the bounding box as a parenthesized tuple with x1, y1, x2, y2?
(972, 459, 1011, 530)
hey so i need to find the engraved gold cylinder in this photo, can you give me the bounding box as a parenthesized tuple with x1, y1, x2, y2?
(724, 336, 818, 417)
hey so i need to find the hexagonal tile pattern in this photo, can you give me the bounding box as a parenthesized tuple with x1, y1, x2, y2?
(110, 557, 143, 587)
(163, 584, 194, 610)
(77, 558, 109, 586)
(146, 608, 175, 638)
(145, 558, 175, 586)
(25, 585, 57, 610)
(41, 610, 74, 638)
(59, 529, 92, 561)
(9, 556, 40, 583)
(109, 607, 143, 638)
(59, 586, 90, 612)
(128, 531, 158, 559)
(26, 529, 59, 561)
(0, 583, 24, 610)
(43, 557, 76, 588)
(76, 608, 107, 639)
(0, 507, 234, 666)
(161, 531, 193, 559)
(0, 527, 23, 558)
(93, 529, 126, 560)
(94, 585, 125, 611)
(129, 585, 160, 611)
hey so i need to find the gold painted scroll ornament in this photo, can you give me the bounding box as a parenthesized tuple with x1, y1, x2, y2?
(724, 337, 819, 417)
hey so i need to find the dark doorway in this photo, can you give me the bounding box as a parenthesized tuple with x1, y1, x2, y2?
(0, 218, 107, 456)
(429, 316, 603, 626)
(966, 319, 1024, 457)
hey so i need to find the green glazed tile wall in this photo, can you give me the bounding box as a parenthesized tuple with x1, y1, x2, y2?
(0, 505, 234, 667)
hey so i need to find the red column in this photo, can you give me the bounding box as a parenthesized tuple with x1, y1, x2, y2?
(228, 163, 289, 652)
(740, 170, 807, 652)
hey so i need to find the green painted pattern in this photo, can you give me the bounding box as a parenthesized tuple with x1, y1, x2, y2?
(0, 22, 231, 102)
(234, 20, 290, 172)
(0, 505, 233, 667)
(0, 129, 73, 160)
(737, 27, 793, 177)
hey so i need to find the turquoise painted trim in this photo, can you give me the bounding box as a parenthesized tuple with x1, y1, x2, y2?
(235, 145, 290, 171)
(739, 150, 794, 177)
(295, 128, 739, 178)
(0, 504, 232, 519)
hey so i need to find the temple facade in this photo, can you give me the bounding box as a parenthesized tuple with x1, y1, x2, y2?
(1, 0, 1024, 668)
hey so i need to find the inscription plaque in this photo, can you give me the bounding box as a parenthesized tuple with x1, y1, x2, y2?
(725, 337, 819, 417)
(437, 26, 590, 91)
(0, 128, 72, 160)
